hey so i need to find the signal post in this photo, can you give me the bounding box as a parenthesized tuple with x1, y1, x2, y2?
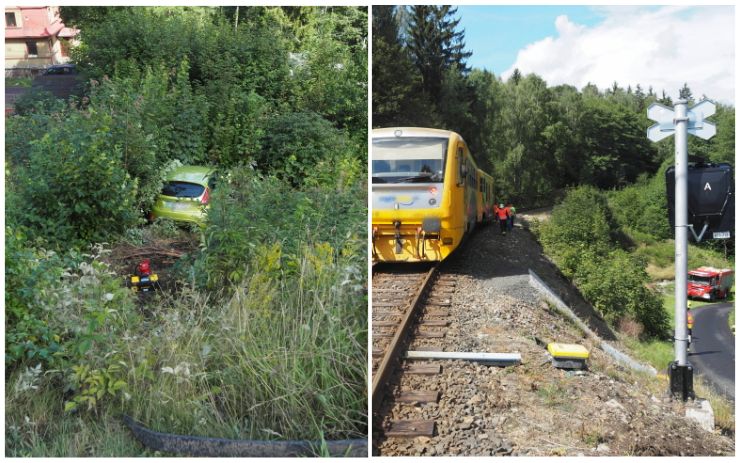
(647, 99, 716, 401)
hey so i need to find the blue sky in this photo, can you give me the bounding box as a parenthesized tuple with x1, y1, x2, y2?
(457, 5, 604, 76)
(452, 5, 735, 104)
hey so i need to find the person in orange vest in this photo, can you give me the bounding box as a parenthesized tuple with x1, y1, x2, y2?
(493, 202, 510, 235)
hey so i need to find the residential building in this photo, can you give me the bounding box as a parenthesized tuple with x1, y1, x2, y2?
(5, 6, 78, 76)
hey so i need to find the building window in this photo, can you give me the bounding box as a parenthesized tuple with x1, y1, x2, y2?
(26, 41, 38, 57)
(60, 39, 70, 57)
(6, 12, 17, 27)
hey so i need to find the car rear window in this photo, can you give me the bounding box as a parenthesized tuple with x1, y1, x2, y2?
(161, 181, 205, 198)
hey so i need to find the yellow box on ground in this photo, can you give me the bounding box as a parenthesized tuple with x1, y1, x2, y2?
(547, 342, 590, 359)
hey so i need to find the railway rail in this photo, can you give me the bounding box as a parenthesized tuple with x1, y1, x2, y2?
(371, 263, 458, 441)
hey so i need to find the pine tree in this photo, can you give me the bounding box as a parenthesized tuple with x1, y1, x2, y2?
(437, 6, 471, 74)
(406, 5, 471, 100)
(372, 6, 426, 126)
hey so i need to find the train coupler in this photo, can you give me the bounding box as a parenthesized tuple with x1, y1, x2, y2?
(393, 221, 402, 254)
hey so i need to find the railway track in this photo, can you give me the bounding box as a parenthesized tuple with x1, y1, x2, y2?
(371, 263, 458, 441)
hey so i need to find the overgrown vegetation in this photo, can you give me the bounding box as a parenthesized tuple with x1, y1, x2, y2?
(6, 6, 366, 457)
(373, 6, 734, 207)
(535, 186, 669, 338)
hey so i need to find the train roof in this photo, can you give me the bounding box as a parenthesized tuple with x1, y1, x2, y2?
(372, 127, 461, 140)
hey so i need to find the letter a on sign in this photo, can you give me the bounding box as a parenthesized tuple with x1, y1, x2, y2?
(704, 182, 712, 191)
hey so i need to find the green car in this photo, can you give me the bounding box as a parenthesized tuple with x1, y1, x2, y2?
(151, 166, 215, 226)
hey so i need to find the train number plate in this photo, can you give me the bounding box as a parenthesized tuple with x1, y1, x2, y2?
(712, 231, 730, 239)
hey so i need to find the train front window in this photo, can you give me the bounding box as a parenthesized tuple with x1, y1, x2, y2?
(372, 137, 447, 183)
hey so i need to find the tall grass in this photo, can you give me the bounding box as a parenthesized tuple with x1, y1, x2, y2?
(124, 243, 367, 441)
(6, 243, 366, 456)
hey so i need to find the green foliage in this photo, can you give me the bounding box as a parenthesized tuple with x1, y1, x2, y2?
(574, 250, 669, 337)
(5, 77, 33, 87)
(538, 186, 669, 338)
(371, 6, 430, 128)
(65, 363, 128, 413)
(259, 112, 355, 187)
(197, 166, 366, 290)
(206, 88, 267, 167)
(539, 186, 617, 276)
(13, 90, 67, 116)
(293, 7, 368, 135)
(608, 172, 671, 240)
(5, 228, 66, 365)
(8, 110, 140, 247)
(5, 239, 137, 414)
(406, 6, 471, 100)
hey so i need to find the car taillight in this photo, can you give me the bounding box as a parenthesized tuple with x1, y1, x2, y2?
(201, 187, 210, 205)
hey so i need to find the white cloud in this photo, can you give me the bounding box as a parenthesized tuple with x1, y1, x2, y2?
(502, 6, 735, 105)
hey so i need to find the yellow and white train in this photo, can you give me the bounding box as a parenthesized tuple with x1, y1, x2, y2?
(372, 127, 494, 262)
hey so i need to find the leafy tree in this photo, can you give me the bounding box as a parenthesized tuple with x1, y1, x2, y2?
(293, 7, 368, 134)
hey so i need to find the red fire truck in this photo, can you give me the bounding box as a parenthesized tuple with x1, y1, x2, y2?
(687, 267, 734, 301)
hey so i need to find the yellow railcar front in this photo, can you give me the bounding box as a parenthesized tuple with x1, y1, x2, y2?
(372, 127, 480, 262)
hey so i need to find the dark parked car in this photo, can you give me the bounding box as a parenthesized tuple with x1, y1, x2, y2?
(42, 64, 77, 75)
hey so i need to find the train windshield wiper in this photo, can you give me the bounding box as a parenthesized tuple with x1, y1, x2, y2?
(396, 174, 434, 183)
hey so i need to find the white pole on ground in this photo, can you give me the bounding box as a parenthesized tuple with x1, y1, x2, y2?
(673, 100, 689, 366)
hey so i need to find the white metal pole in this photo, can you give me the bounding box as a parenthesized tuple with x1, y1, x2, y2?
(674, 100, 689, 366)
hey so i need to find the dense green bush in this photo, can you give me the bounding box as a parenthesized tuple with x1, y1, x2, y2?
(8, 110, 140, 247)
(5, 228, 67, 366)
(608, 172, 671, 241)
(538, 186, 669, 337)
(5, 236, 137, 412)
(13, 90, 67, 116)
(197, 166, 366, 290)
(259, 111, 356, 187)
(574, 249, 669, 337)
(538, 186, 617, 277)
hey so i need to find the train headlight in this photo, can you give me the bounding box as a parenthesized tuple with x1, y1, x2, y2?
(429, 198, 437, 205)
(428, 187, 438, 195)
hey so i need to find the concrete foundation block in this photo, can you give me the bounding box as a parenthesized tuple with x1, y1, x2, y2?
(685, 398, 714, 432)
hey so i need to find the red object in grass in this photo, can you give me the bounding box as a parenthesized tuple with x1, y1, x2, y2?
(137, 259, 151, 276)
